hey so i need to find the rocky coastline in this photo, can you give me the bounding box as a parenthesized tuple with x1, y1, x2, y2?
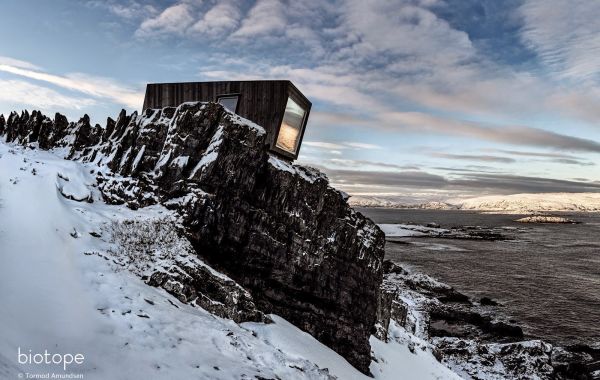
(514, 215, 579, 224)
(378, 259, 600, 379)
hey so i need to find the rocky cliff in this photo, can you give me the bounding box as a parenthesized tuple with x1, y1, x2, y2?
(0, 103, 385, 374)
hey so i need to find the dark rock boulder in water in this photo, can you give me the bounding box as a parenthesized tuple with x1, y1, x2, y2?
(0, 102, 385, 374)
(480, 296, 499, 306)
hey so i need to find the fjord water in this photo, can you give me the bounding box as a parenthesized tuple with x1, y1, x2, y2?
(358, 208, 600, 347)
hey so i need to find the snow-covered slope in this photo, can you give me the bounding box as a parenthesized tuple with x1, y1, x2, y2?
(0, 141, 460, 379)
(457, 193, 600, 213)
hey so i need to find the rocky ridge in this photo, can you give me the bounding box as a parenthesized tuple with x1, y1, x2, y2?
(0, 104, 385, 374)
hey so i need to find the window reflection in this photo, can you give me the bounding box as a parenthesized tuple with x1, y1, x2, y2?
(276, 97, 306, 154)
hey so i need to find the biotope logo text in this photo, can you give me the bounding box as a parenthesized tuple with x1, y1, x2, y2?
(18, 347, 85, 371)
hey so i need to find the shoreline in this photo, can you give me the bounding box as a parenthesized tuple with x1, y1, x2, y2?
(381, 259, 600, 379)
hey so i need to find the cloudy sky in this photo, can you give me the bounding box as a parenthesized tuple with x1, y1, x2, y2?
(1, 0, 599, 202)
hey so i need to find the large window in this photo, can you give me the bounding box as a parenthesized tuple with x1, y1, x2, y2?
(217, 95, 239, 112)
(276, 96, 306, 154)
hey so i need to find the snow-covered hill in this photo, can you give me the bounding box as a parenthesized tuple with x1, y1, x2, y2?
(0, 141, 459, 378)
(350, 193, 600, 213)
(457, 193, 600, 213)
(349, 196, 456, 210)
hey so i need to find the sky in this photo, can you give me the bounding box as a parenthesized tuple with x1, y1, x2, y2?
(1, 0, 599, 203)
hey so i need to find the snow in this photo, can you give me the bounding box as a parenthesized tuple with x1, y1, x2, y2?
(0, 142, 331, 379)
(119, 147, 132, 171)
(188, 125, 223, 178)
(245, 315, 365, 379)
(370, 322, 462, 380)
(378, 223, 449, 237)
(351, 193, 600, 213)
(153, 148, 171, 173)
(131, 145, 145, 172)
(169, 155, 189, 168)
(0, 140, 463, 380)
(55, 170, 93, 202)
(349, 196, 456, 210)
(268, 155, 327, 183)
(246, 317, 461, 380)
(146, 101, 265, 136)
(433, 337, 554, 380)
(514, 215, 577, 223)
(224, 110, 266, 136)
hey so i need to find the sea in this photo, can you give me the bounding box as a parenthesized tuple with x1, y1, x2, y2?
(358, 208, 600, 347)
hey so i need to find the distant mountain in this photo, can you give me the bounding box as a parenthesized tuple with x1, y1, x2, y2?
(348, 196, 457, 210)
(350, 193, 600, 213)
(457, 193, 600, 213)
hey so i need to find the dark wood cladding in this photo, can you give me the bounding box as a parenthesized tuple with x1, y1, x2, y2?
(142, 80, 312, 160)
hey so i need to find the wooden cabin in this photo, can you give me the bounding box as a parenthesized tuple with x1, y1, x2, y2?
(142, 80, 312, 161)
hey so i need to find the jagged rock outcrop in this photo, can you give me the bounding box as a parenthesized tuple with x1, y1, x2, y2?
(0, 103, 385, 374)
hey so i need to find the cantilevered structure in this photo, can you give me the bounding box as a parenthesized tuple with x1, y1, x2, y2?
(142, 80, 311, 161)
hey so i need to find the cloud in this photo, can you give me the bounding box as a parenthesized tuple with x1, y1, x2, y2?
(324, 158, 419, 171)
(190, 1, 240, 36)
(451, 173, 600, 193)
(137, 0, 600, 128)
(303, 141, 346, 150)
(549, 158, 595, 166)
(319, 166, 600, 197)
(494, 149, 579, 159)
(334, 0, 474, 66)
(343, 142, 382, 150)
(0, 79, 95, 111)
(432, 153, 516, 163)
(200, 62, 600, 156)
(433, 166, 503, 174)
(230, 0, 286, 38)
(0, 63, 143, 109)
(86, 0, 159, 21)
(0, 56, 41, 70)
(383, 111, 600, 153)
(326, 169, 448, 189)
(308, 111, 372, 126)
(303, 141, 383, 151)
(520, 0, 600, 83)
(135, 3, 195, 37)
(493, 149, 595, 166)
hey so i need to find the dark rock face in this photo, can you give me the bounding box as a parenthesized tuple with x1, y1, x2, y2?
(0, 114, 5, 136)
(0, 103, 385, 374)
(146, 263, 268, 324)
